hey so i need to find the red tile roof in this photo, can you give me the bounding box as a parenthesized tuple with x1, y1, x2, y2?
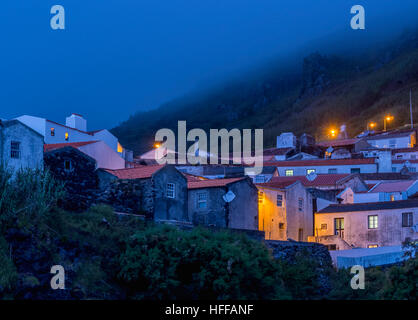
(258, 174, 352, 188)
(393, 159, 418, 164)
(44, 141, 99, 152)
(256, 180, 299, 189)
(104, 165, 164, 179)
(264, 158, 375, 167)
(188, 177, 246, 190)
(391, 147, 418, 154)
(317, 138, 360, 148)
(370, 180, 417, 193)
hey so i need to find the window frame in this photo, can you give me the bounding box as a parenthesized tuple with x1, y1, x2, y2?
(285, 169, 294, 176)
(166, 183, 175, 199)
(10, 141, 21, 159)
(298, 197, 303, 212)
(402, 212, 413, 227)
(368, 215, 378, 229)
(306, 169, 316, 175)
(277, 194, 283, 207)
(196, 192, 208, 209)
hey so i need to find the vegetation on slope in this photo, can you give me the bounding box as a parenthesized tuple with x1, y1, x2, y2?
(111, 29, 418, 155)
(0, 167, 417, 299)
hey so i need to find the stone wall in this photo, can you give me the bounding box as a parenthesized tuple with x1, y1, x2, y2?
(44, 147, 99, 212)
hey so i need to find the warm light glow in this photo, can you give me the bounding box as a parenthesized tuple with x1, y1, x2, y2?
(386, 115, 394, 121)
(329, 128, 337, 138)
(117, 142, 123, 153)
(65, 132, 69, 141)
(154, 143, 161, 149)
(369, 122, 376, 128)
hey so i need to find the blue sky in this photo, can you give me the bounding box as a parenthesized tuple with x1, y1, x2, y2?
(1, 0, 417, 130)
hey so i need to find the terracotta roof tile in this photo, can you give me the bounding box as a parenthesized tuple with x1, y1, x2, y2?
(265, 158, 375, 167)
(44, 141, 99, 152)
(370, 180, 417, 193)
(318, 199, 418, 213)
(104, 165, 164, 179)
(257, 174, 352, 188)
(317, 138, 360, 148)
(188, 177, 246, 189)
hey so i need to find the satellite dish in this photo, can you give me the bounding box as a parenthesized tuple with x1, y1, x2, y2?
(223, 190, 236, 203)
(306, 172, 317, 181)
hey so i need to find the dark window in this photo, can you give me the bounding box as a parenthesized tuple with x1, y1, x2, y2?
(277, 194, 283, 207)
(335, 218, 344, 238)
(64, 160, 71, 171)
(10, 141, 20, 159)
(327, 244, 337, 251)
(197, 192, 207, 209)
(298, 198, 303, 212)
(328, 168, 337, 174)
(279, 223, 284, 230)
(351, 168, 361, 174)
(402, 212, 413, 227)
(50, 128, 55, 136)
(166, 183, 175, 199)
(298, 228, 304, 241)
(321, 223, 327, 230)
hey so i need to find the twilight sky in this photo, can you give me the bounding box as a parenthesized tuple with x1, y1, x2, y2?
(1, 0, 417, 130)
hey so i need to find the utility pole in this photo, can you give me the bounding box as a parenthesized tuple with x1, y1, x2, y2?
(410, 89, 414, 129)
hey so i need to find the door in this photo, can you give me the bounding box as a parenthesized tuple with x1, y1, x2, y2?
(334, 218, 344, 238)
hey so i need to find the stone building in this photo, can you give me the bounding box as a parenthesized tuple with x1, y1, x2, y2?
(187, 176, 259, 231)
(98, 165, 188, 220)
(0, 119, 44, 173)
(310, 200, 418, 250)
(44, 145, 99, 211)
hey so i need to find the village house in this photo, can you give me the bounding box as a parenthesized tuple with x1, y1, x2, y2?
(0, 119, 44, 173)
(44, 145, 99, 211)
(44, 140, 126, 169)
(392, 147, 418, 160)
(187, 176, 258, 230)
(310, 200, 418, 250)
(98, 165, 188, 221)
(338, 180, 418, 204)
(264, 173, 368, 192)
(317, 138, 370, 156)
(364, 129, 416, 149)
(256, 180, 314, 241)
(266, 158, 379, 176)
(16, 113, 133, 163)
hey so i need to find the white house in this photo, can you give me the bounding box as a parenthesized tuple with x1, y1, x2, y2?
(44, 140, 126, 169)
(15, 114, 131, 162)
(310, 200, 418, 250)
(266, 158, 378, 176)
(365, 130, 416, 149)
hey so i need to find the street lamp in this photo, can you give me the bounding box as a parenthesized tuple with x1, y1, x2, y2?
(367, 122, 376, 131)
(329, 129, 337, 139)
(383, 115, 394, 131)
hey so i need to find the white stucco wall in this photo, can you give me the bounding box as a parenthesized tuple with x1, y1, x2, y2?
(78, 141, 125, 169)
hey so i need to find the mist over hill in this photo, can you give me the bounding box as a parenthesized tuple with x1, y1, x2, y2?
(111, 27, 418, 155)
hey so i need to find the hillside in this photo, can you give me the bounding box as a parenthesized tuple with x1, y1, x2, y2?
(111, 30, 418, 155)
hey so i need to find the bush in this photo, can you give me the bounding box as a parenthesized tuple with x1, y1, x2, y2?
(118, 225, 290, 300)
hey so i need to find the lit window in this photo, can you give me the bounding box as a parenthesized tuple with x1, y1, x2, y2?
(277, 194, 283, 207)
(166, 183, 175, 199)
(197, 192, 207, 209)
(321, 224, 327, 230)
(328, 168, 337, 174)
(306, 169, 316, 175)
(298, 198, 303, 212)
(402, 212, 413, 227)
(368, 215, 378, 229)
(368, 244, 378, 248)
(390, 194, 395, 201)
(10, 141, 20, 159)
(258, 191, 264, 204)
(50, 128, 55, 136)
(65, 132, 69, 141)
(117, 142, 123, 153)
(285, 169, 294, 176)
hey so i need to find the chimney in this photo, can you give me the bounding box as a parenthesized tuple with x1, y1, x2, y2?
(65, 113, 87, 132)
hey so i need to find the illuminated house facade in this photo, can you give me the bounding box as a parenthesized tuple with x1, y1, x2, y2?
(311, 200, 418, 250)
(15, 114, 132, 163)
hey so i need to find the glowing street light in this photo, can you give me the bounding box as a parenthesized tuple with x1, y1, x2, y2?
(153, 142, 161, 149)
(383, 115, 394, 131)
(329, 128, 337, 139)
(367, 122, 376, 131)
